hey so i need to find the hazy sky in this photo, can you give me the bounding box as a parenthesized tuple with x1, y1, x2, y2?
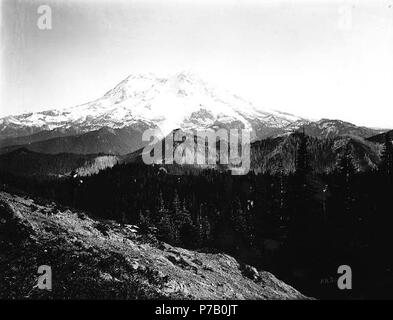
(1, 0, 393, 128)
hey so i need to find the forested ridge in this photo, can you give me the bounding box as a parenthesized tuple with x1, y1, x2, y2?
(1, 132, 392, 299)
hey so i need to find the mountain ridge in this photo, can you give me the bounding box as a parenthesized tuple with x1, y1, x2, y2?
(0, 148, 119, 177)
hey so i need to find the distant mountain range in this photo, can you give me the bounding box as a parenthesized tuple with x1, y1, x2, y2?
(300, 119, 385, 139)
(366, 129, 393, 144)
(250, 132, 382, 174)
(0, 72, 390, 177)
(0, 130, 384, 178)
(124, 129, 383, 175)
(0, 72, 388, 156)
(0, 148, 119, 178)
(0, 125, 150, 156)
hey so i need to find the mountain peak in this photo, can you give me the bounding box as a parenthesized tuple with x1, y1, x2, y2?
(172, 70, 204, 83)
(1, 71, 383, 144)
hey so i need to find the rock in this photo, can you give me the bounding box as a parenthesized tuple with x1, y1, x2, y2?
(0, 200, 23, 221)
(0, 199, 34, 245)
(99, 272, 114, 282)
(130, 261, 140, 271)
(241, 264, 260, 281)
(124, 224, 139, 233)
(163, 280, 189, 295)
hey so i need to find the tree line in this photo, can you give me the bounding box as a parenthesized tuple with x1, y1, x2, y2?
(1, 132, 392, 299)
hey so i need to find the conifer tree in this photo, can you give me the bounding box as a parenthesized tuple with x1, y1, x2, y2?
(380, 133, 393, 176)
(336, 145, 356, 220)
(290, 130, 312, 241)
(336, 145, 356, 180)
(295, 130, 309, 177)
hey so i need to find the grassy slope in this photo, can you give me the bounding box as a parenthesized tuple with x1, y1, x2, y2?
(0, 191, 307, 300)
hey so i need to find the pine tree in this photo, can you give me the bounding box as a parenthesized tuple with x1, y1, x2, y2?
(290, 130, 312, 242)
(336, 145, 356, 219)
(380, 133, 393, 176)
(295, 130, 309, 177)
(336, 145, 356, 180)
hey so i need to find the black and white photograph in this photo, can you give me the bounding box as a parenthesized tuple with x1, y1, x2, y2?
(1, 0, 393, 307)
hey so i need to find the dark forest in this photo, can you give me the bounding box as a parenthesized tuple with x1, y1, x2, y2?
(1, 132, 393, 299)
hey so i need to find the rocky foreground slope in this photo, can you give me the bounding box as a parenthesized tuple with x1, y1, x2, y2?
(0, 191, 308, 300)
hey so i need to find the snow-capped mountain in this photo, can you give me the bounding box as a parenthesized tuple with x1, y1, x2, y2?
(0, 72, 307, 141)
(0, 72, 388, 158)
